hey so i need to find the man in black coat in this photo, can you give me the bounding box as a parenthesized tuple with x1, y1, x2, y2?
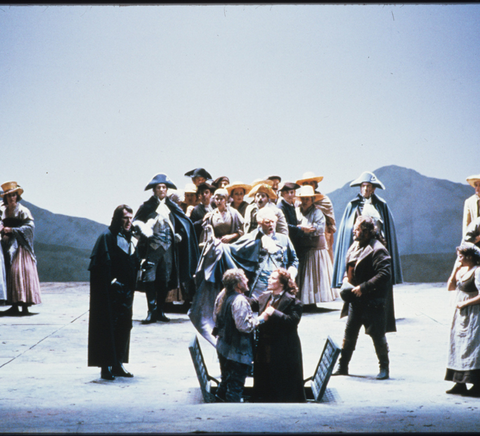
(133, 173, 199, 324)
(276, 182, 302, 253)
(333, 215, 396, 380)
(88, 204, 139, 381)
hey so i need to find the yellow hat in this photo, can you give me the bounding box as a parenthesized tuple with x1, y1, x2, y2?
(1, 181, 24, 198)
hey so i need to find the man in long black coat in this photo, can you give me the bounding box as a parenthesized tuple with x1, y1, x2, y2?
(88, 204, 139, 381)
(333, 215, 396, 380)
(133, 173, 199, 323)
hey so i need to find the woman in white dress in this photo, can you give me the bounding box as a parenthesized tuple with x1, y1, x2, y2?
(295, 185, 337, 307)
(445, 243, 480, 397)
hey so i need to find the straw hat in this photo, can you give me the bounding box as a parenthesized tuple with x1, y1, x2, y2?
(350, 171, 385, 190)
(225, 182, 252, 196)
(295, 185, 324, 201)
(466, 174, 480, 188)
(1, 181, 24, 198)
(248, 182, 277, 201)
(296, 171, 324, 186)
(251, 178, 274, 188)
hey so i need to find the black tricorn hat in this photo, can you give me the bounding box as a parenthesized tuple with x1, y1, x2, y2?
(145, 173, 177, 191)
(184, 168, 213, 180)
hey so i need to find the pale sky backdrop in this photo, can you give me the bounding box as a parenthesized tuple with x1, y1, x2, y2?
(1, 4, 479, 225)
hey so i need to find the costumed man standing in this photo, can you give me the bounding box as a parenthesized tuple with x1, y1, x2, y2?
(88, 205, 139, 381)
(133, 174, 199, 324)
(333, 216, 396, 380)
(277, 181, 302, 253)
(212, 268, 270, 402)
(332, 171, 402, 289)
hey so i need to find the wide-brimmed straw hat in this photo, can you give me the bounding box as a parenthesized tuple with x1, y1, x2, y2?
(295, 185, 324, 201)
(350, 171, 385, 190)
(296, 171, 324, 185)
(466, 174, 480, 188)
(248, 182, 277, 201)
(225, 182, 252, 196)
(1, 181, 24, 198)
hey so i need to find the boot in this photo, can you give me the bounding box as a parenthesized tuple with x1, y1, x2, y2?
(100, 366, 115, 380)
(332, 340, 355, 376)
(373, 336, 389, 380)
(156, 285, 170, 323)
(112, 363, 134, 378)
(142, 284, 158, 324)
(461, 384, 480, 397)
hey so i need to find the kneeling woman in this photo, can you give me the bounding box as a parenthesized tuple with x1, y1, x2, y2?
(251, 268, 306, 403)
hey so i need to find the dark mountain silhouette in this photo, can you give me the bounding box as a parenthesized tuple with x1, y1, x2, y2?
(21, 201, 107, 282)
(326, 165, 472, 282)
(8, 165, 472, 282)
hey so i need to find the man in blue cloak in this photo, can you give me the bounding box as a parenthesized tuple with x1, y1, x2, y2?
(332, 171, 402, 289)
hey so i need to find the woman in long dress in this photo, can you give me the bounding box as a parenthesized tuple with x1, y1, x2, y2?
(445, 243, 480, 397)
(0, 181, 42, 315)
(295, 185, 337, 307)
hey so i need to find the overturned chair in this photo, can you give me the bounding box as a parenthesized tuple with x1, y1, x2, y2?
(188, 334, 340, 403)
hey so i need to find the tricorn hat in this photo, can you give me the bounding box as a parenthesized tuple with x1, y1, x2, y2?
(295, 185, 324, 201)
(184, 168, 212, 180)
(466, 174, 480, 188)
(296, 171, 324, 185)
(144, 173, 177, 191)
(350, 171, 385, 190)
(225, 182, 252, 196)
(248, 182, 277, 201)
(0, 181, 24, 198)
(278, 181, 300, 192)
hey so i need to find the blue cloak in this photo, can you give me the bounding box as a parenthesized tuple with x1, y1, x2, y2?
(332, 193, 403, 288)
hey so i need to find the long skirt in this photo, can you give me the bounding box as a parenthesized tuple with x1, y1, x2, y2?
(298, 248, 337, 304)
(7, 246, 42, 305)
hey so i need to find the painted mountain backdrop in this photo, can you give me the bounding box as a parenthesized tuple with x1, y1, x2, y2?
(24, 165, 472, 282)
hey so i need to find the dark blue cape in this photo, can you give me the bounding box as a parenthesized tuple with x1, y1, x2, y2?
(332, 193, 403, 288)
